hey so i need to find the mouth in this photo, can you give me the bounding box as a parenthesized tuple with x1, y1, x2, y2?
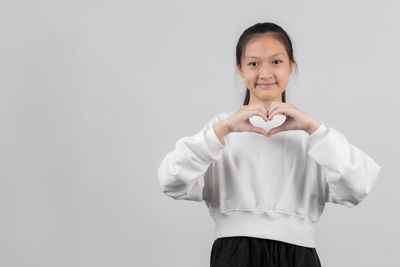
(257, 83, 276, 89)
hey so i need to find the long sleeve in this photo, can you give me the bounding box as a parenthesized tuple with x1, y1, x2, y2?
(157, 114, 226, 202)
(306, 122, 381, 208)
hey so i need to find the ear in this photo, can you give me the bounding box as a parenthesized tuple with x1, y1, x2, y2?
(289, 62, 294, 75)
(236, 63, 244, 79)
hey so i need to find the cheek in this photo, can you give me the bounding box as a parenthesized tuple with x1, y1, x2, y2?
(246, 71, 258, 81)
(276, 71, 289, 83)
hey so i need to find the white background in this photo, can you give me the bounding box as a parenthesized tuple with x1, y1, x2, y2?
(0, 0, 398, 266)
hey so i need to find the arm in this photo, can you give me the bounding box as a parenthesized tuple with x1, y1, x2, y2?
(307, 123, 382, 207)
(157, 115, 227, 201)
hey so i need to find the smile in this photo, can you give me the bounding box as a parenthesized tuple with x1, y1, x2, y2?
(257, 83, 276, 89)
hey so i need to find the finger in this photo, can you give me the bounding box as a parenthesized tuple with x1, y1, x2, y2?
(268, 102, 287, 117)
(260, 105, 269, 120)
(247, 109, 268, 122)
(267, 102, 275, 117)
(249, 125, 269, 137)
(255, 105, 269, 121)
(248, 103, 265, 114)
(267, 124, 287, 136)
(268, 107, 292, 120)
(268, 102, 280, 117)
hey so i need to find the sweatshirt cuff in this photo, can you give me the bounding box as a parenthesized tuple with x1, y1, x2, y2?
(203, 125, 226, 160)
(307, 122, 329, 148)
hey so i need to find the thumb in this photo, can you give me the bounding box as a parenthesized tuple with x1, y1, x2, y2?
(248, 125, 269, 137)
(267, 124, 287, 136)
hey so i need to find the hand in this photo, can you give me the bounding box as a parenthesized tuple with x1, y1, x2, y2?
(266, 102, 321, 137)
(223, 103, 270, 138)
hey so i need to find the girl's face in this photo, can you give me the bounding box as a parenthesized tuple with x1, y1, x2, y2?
(237, 34, 294, 106)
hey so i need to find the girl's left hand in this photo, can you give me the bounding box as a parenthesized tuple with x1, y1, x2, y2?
(266, 102, 321, 137)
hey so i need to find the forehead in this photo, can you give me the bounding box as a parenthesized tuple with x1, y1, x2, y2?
(243, 34, 287, 60)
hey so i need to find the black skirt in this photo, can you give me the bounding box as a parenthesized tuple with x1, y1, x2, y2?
(210, 236, 322, 267)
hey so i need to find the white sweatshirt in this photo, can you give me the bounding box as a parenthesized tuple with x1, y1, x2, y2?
(157, 111, 381, 248)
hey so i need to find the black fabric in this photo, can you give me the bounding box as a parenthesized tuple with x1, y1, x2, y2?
(210, 236, 322, 267)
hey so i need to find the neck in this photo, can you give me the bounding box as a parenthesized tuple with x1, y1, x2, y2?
(248, 95, 283, 110)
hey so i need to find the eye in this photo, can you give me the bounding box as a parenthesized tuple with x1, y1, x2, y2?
(273, 60, 282, 64)
(248, 62, 258, 66)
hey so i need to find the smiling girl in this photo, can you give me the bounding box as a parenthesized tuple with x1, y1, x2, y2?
(157, 22, 381, 267)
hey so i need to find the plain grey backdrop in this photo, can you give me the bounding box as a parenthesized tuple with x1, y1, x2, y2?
(0, 0, 399, 266)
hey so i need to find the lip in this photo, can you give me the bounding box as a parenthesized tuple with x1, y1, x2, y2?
(257, 83, 276, 89)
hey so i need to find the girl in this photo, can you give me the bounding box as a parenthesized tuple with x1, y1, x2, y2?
(157, 22, 381, 267)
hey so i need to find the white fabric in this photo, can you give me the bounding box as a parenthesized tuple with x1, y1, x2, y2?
(157, 111, 381, 248)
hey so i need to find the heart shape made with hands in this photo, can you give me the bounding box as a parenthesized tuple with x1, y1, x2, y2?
(249, 114, 286, 132)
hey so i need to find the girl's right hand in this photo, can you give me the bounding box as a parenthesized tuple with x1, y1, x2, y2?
(223, 103, 270, 138)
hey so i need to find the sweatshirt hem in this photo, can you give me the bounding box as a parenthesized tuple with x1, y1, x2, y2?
(212, 210, 317, 248)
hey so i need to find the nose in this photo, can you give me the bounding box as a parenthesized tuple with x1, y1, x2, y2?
(259, 63, 273, 79)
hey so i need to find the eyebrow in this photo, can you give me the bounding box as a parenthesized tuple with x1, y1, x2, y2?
(246, 53, 284, 59)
